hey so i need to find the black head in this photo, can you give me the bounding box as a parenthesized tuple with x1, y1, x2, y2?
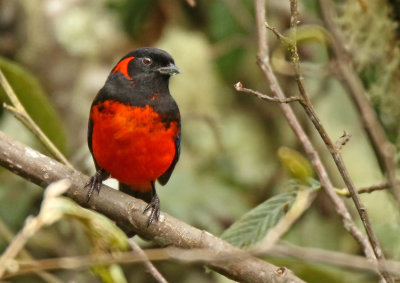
(110, 47, 180, 85)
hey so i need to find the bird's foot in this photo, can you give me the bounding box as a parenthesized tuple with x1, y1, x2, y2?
(143, 193, 160, 227)
(85, 169, 108, 201)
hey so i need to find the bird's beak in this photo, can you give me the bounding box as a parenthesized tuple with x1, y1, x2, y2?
(157, 63, 180, 76)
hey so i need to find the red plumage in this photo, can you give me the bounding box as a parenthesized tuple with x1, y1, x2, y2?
(91, 101, 179, 188)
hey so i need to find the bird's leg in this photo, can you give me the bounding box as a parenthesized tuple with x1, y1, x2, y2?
(143, 182, 160, 226)
(85, 168, 110, 201)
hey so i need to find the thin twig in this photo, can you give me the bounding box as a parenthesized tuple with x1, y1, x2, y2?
(0, 70, 73, 168)
(319, 0, 400, 206)
(265, 22, 286, 41)
(128, 240, 168, 283)
(285, 1, 392, 281)
(266, 244, 400, 277)
(0, 218, 63, 283)
(336, 182, 390, 197)
(3, 244, 400, 279)
(0, 217, 41, 278)
(234, 82, 302, 103)
(252, 0, 378, 273)
(0, 180, 71, 278)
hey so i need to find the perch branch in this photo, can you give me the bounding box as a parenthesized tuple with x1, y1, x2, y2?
(0, 130, 305, 283)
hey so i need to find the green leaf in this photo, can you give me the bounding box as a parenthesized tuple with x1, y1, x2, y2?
(278, 147, 314, 183)
(0, 57, 67, 153)
(221, 191, 298, 247)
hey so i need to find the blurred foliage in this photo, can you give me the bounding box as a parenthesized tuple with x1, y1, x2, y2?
(0, 57, 67, 153)
(60, 197, 130, 283)
(336, 0, 400, 156)
(0, 0, 400, 282)
(106, 0, 159, 39)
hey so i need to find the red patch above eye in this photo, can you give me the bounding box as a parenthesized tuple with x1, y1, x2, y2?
(113, 56, 135, 80)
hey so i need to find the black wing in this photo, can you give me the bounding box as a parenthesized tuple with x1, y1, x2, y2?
(88, 116, 101, 171)
(158, 125, 181, 185)
(88, 117, 94, 155)
(88, 101, 109, 173)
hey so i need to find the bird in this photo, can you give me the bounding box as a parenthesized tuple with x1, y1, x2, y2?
(86, 47, 181, 227)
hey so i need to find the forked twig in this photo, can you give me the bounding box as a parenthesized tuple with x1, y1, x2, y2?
(285, 1, 391, 281)
(336, 182, 391, 198)
(248, 0, 390, 280)
(234, 82, 302, 103)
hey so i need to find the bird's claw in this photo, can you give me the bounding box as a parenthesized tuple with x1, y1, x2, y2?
(143, 194, 160, 226)
(85, 169, 107, 202)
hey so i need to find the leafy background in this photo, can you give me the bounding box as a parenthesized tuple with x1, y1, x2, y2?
(0, 0, 400, 282)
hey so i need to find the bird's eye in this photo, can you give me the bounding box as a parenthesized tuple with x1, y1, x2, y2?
(142, 58, 152, 65)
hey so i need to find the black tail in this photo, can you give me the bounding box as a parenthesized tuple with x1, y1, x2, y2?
(119, 182, 153, 203)
(117, 182, 153, 237)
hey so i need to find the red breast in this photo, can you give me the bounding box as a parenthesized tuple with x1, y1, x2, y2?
(90, 99, 179, 189)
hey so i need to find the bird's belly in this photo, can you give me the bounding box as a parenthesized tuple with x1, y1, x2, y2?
(91, 100, 178, 185)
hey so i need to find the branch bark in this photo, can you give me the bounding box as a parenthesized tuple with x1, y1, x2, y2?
(5, 244, 400, 279)
(0, 130, 305, 283)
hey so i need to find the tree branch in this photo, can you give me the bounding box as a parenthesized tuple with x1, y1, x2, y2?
(234, 82, 302, 103)
(0, 130, 305, 283)
(267, 244, 400, 277)
(336, 182, 391, 198)
(5, 243, 400, 279)
(252, 0, 383, 276)
(286, 2, 391, 281)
